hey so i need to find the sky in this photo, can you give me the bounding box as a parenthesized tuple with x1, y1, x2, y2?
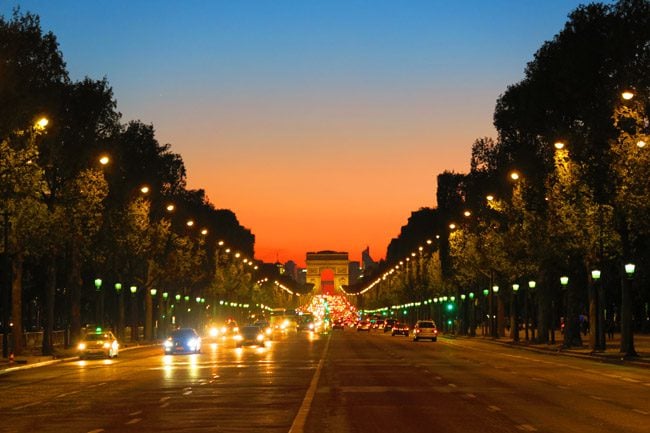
(2, 0, 611, 266)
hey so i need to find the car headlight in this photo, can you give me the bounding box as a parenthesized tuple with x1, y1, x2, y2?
(308, 323, 314, 330)
(78, 343, 86, 351)
(256, 334, 264, 342)
(164, 340, 173, 348)
(188, 338, 198, 349)
(209, 327, 219, 337)
(233, 334, 243, 341)
(102, 342, 110, 349)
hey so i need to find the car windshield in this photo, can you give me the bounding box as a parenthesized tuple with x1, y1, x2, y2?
(85, 333, 111, 341)
(171, 329, 196, 339)
(241, 326, 261, 336)
(418, 322, 435, 328)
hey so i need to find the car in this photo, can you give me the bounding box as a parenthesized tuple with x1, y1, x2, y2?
(391, 322, 410, 337)
(383, 318, 397, 332)
(412, 320, 438, 341)
(78, 329, 119, 359)
(356, 320, 371, 332)
(234, 325, 267, 348)
(163, 328, 202, 354)
(253, 320, 273, 337)
(332, 319, 345, 330)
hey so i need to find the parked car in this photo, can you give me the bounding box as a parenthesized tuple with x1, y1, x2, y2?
(391, 322, 410, 337)
(412, 320, 438, 342)
(78, 329, 119, 359)
(163, 328, 202, 354)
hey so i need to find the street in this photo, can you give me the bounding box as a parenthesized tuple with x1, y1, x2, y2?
(1, 329, 649, 433)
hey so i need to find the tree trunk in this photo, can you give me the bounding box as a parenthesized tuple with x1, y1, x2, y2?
(68, 238, 82, 344)
(510, 293, 519, 342)
(563, 283, 583, 348)
(42, 256, 56, 356)
(144, 259, 154, 341)
(536, 284, 550, 344)
(588, 278, 598, 350)
(11, 252, 24, 355)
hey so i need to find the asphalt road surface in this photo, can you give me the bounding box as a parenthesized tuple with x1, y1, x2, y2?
(0, 329, 648, 433)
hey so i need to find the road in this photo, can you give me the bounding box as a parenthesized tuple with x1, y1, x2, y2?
(0, 329, 648, 433)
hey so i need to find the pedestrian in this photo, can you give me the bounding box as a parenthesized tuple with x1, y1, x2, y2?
(606, 318, 615, 340)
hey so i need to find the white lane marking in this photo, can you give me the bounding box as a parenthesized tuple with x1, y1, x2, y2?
(56, 390, 81, 398)
(288, 333, 331, 433)
(632, 409, 649, 415)
(13, 401, 42, 410)
(434, 376, 443, 380)
(182, 390, 193, 396)
(159, 397, 171, 403)
(125, 418, 142, 425)
(465, 393, 477, 399)
(160, 402, 170, 408)
(622, 377, 640, 383)
(589, 395, 604, 401)
(516, 424, 538, 431)
(448, 383, 457, 388)
(87, 429, 105, 433)
(487, 405, 501, 412)
(557, 385, 569, 390)
(128, 410, 142, 416)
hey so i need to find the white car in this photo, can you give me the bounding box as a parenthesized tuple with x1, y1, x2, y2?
(412, 320, 438, 342)
(78, 330, 119, 359)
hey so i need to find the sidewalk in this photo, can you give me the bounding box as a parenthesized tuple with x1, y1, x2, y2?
(465, 331, 650, 368)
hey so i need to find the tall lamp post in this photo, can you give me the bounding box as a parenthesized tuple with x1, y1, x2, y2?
(590, 269, 603, 351)
(511, 284, 520, 342)
(559, 276, 569, 344)
(1, 210, 10, 358)
(130, 285, 138, 342)
(115, 283, 124, 340)
(94, 278, 103, 327)
(150, 289, 158, 340)
(527, 280, 536, 342)
(621, 263, 637, 356)
(492, 285, 499, 338)
(483, 288, 489, 336)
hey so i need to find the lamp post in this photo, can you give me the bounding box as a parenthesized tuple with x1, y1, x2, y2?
(94, 278, 103, 327)
(130, 285, 138, 342)
(492, 285, 499, 338)
(590, 269, 603, 351)
(482, 288, 489, 336)
(621, 263, 637, 356)
(511, 284, 520, 342)
(559, 276, 569, 344)
(527, 280, 536, 342)
(150, 288, 158, 339)
(115, 283, 124, 340)
(1, 209, 10, 358)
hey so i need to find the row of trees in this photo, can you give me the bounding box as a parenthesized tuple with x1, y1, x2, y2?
(0, 11, 290, 357)
(359, 0, 649, 355)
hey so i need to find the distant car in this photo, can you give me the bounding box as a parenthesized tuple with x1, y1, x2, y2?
(412, 320, 438, 342)
(332, 319, 345, 330)
(383, 319, 397, 332)
(356, 320, 371, 332)
(235, 325, 267, 348)
(391, 322, 410, 337)
(163, 328, 202, 354)
(78, 330, 119, 359)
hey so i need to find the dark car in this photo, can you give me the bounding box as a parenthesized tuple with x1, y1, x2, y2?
(383, 318, 397, 332)
(391, 322, 410, 337)
(356, 320, 371, 332)
(332, 319, 345, 330)
(163, 328, 202, 354)
(235, 325, 267, 348)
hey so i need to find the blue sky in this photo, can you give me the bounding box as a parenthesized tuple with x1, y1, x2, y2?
(1, 0, 613, 264)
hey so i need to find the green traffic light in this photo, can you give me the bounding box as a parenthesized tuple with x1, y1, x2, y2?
(446, 303, 454, 311)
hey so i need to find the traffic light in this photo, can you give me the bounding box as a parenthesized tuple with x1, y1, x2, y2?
(446, 302, 455, 312)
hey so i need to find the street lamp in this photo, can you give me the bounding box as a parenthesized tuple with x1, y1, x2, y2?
(624, 263, 635, 278)
(511, 284, 520, 342)
(130, 286, 138, 342)
(115, 283, 124, 340)
(94, 279, 103, 327)
(492, 285, 499, 338)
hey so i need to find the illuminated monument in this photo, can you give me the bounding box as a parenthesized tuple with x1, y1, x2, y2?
(305, 251, 349, 295)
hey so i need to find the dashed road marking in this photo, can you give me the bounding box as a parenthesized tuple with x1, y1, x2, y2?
(448, 383, 457, 388)
(125, 418, 142, 425)
(632, 409, 649, 415)
(182, 390, 193, 396)
(589, 395, 604, 401)
(622, 377, 640, 383)
(13, 401, 42, 410)
(129, 410, 142, 416)
(87, 429, 105, 433)
(159, 397, 171, 403)
(516, 424, 538, 431)
(465, 393, 477, 399)
(487, 405, 501, 412)
(160, 402, 170, 408)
